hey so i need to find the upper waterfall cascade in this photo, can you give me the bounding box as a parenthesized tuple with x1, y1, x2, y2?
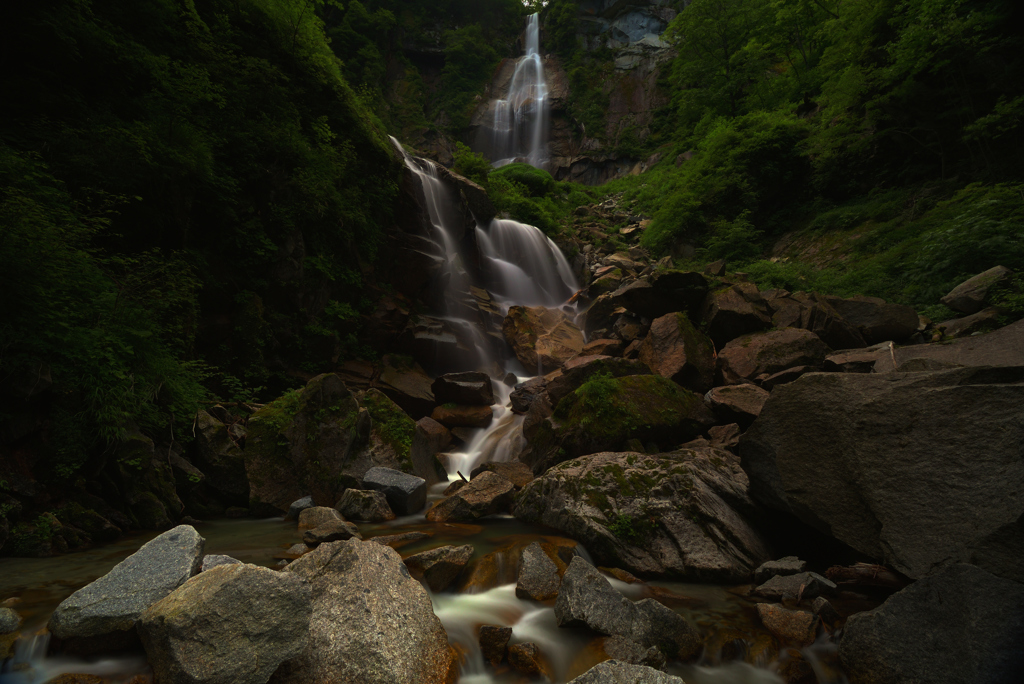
(490, 13, 549, 169)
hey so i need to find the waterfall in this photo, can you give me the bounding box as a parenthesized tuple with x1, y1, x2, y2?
(476, 219, 578, 310)
(491, 13, 549, 169)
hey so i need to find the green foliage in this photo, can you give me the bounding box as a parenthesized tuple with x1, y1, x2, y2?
(452, 143, 492, 185)
(440, 25, 504, 131)
(361, 390, 416, 467)
(487, 164, 594, 235)
(491, 164, 556, 197)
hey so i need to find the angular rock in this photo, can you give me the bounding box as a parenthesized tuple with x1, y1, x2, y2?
(138, 563, 311, 684)
(410, 417, 451, 485)
(508, 642, 545, 677)
(302, 520, 361, 545)
(718, 328, 831, 385)
(201, 555, 242, 572)
(754, 572, 837, 601)
(545, 356, 652, 406)
(193, 410, 249, 505)
(739, 367, 1024, 581)
(753, 556, 807, 585)
(760, 365, 818, 390)
(822, 295, 918, 344)
(823, 341, 894, 373)
(362, 467, 427, 516)
(940, 265, 1013, 314)
(503, 306, 586, 373)
(876, 318, 1024, 371)
(425, 471, 514, 522)
(839, 564, 1024, 684)
(479, 624, 512, 667)
(285, 497, 315, 522)
(0, 607, 21, 634)
(277, 540, 454, 684)
(938, 307, 1002, 339)
(704, 384, 769, 429)
(638, 313, 716, 393)
(583, 339, 625, 356)
(768, 292, 867, 350)
(568, 661, 685, 684)
(708, 423, 742, 450)
(515, 450, 770, 581)
(470, 461, 534, 489)
(404, 544, 474, 592)
(369, 531, 432, 549)
(601, 636, 665, 670)
(756, 603, 816, 647)
(245, 374, 372, 515)
(431, 372, 494, 406)
(49, 526, 204, 652)
(373, 356, 436, 419)
(430, 404, 493, 428)
(297, 506, 342, 531)
(631, 597, 702, 661)
(811, 597, 841, 627)
(335, 489, 395, 523)
(702, 283, 773, 348)
(516, 542, 561, 601)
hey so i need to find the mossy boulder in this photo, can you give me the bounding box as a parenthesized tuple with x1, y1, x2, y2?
(109, 432, 183, 530)
(192, 411, 248, 506)
(522, 374, 715, 474)
(361, 389, 417, 473)
(513, 450, 771, 581)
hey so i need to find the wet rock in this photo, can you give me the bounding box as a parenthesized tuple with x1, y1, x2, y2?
(470, 461, 535, 489)
(245, 374, 372, 515)
(568, 661, 684, 683)
(754, 572, 836, 601)
(503, 306, 586, 372)
(756, 603, 816, 647)
(753, 556, 807, 584)
(638, 312, 716, 393)
(940, 265, 1013, 314)
(275, 539, 454, 684)
(704, 384, 770, 429)
(510, 376, 547, 414)
(740, 366, 1024, 581)
(600, 636, 665, 670)
(811, 597, 840, 627)
(515, 450, 770, 581)
(193, 410, 249, 505)
(425, 471, 514, 522)
(702, 283, 773, 348)
(201, 554, 241, 572)
(821, 295, 919, 344)
(302, 520, 361, 545)
(335, 489, 395, 523)
(430, 404, 493, 428)
(404, 544, 474, 592)
(431, 372, 494, 406)
(479, 624, 512, 667)
(508, 642, 546, 677)
(838, 563, 1024, 684)
(516, 542, 561, 601)
(718, 328, 831, 385)
(285, 497, 315, 522)
(362, 467, 427, 516)
(49, 526, 204, 653)
(373, 356, 436, 419)
(443, 480, 467, 496)
(632, 597, 703, 661)
(0, 607, 21, 634)
(297, 506, 342, 531)
(139, 563, 311, 684)
(410, 417, 451, 485)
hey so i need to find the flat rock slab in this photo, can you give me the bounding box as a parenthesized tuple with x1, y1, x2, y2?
(704, 384, 769, 428)
(754, 572, 836, 601)
(49, 526, 204, 651)
(426, 471, 514, 522)
(431, 372, 494, 406)
(362, 467, 427, 516)
(302, 520, 361, 545)
(753, 556, 807, 584)
(139, 563, 311, 684)
(567, 660, 685, 683)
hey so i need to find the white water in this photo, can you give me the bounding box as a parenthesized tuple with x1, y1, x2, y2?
(477, 219, 578, 310)
(491, 14, 549, 169)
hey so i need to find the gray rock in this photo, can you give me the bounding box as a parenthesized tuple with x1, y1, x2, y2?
(938, 307, 1002, 339)
(297, 506, 342, 530)
(876, 318, 1024, 371)
(425, 470, 514, 523)
(335, 489, 395, 523)
(514, 450, 770, 582)
(0, 607, 21, 634)
(139, 563, 311, 684)
(302, 520, 361, 545)
(516, 542, 561, 601)
(740, 366, 1024, 581)
(49, 525, 204, 651)
(403, 544, 474, 592)
(568, 660, 685, 683)
(940, 265, 1013, 314)
(286, 497, 315, 521)
(201, 554, 242, 572)
(431, 372, 494, 406)
(753, 556, 807, 584)
(754, 572, 836, 601)
(362, 467, 427, 516)
(811, 596, 840, 626)
(410, 417, 451, 485)
(601, 636, 665, 670)
(276, 539, 454, 684)
(839, 564, 1024, 684)
(479, 624, 512, 666)
(631, 598, 702, 660)
(822, 295, 918, 344)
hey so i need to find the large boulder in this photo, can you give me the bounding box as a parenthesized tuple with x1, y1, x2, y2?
(739, 367, 1024, 581)
(373, 355, 436, 419)
(821, 295, 918, 344)
(598, 271, 708, 322)
(193, 410, 249, 505)
(638, 313, 716, 394)
(245, 374, 371, 515)
(839, 564, 1024, 684)
(767, 291, 867, 350)
(702, 283, 772, 348)
(940, 265, 1013, 314)
(138, 564, 311, 684)
(503, 306, 585, 373)
(109, 431, 185, 530)
(409, 416, 451, 485)
(275, 539, 454, 684)
(514, 450, 771, 582)
(360, 389, 418, 474)
(362, 467, 427, 516)
(717, 328, 830, 385)
(430, 372, 494, 406)
(545, 356, 652, 406)
(403, 544, 474, 592)
(875, 318, 1024, 371)
(567, 661, 685, 684)
(49, 526, 204, 652)
(425, 471, 514, 522)
(522, 375, 715, 474)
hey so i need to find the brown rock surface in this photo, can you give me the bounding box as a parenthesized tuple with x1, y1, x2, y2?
(704, 384, 770, 428)
(503, 306, 585, 373)
(718, 328, 830, 385)
(638, 312, 716, 393)
(702, 283, 773, 348)
(426, 471, 515, 522)
(430, 404, 494, 429)
(404, 544, 474, 592)
(756, 603, 817, 647)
